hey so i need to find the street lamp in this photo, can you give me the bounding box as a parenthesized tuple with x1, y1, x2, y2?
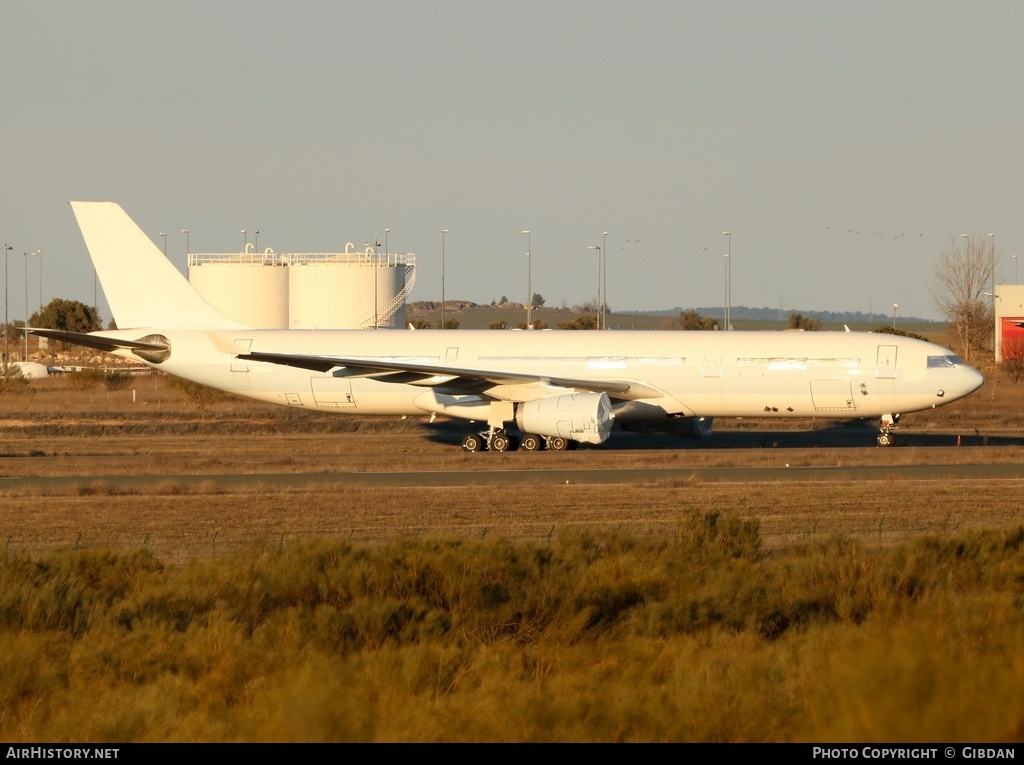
(241, 230, 247, 252)
(181, 229, 190, 256)
(441, 229, 449, 330)
(989, 233, 996, 353)
(522, 230, 532, 327)
(588, 245, 601, 328)
(893, 303, 899, 332)
(23, 251, 39, 360)
(254, 230, 259, 252)
(723, 232, 732, 331)
(37, 249, 42, 314)
(380, 228, 391, 329)
(602, 231, 608, 330)
(159, 232, 167, 256)
(3, 243, 11, 362)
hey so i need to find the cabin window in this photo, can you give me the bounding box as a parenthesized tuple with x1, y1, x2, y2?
(927, 355, 962, 368)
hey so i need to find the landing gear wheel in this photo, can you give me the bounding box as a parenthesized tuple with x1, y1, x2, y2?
(877, 433, 895, 447)
(521, 434, 543, 452)
(462, 433, 485, 452)
(548, 436, 569, 452)
(490, 433, 511, 452)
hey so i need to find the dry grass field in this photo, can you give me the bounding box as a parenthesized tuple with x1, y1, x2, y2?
(2, 354, 1022, 564)
(3, 350, 1024, 743)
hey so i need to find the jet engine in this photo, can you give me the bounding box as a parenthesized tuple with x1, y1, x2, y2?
(515, 392, 613, 445)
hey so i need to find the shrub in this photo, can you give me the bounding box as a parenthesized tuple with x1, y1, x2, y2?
(66, 368, 106, 390)
(165, 376, 226, 411)
(0, 363, 30, 396)
(103, 371, 135, 391)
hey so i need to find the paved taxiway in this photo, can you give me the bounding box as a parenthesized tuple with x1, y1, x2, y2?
(6, 461, 1024, 492)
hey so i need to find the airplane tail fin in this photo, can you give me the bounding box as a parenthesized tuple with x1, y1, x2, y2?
(70, 201, 249, 330)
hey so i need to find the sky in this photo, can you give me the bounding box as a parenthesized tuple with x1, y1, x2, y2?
(2, 0, 1023, 325)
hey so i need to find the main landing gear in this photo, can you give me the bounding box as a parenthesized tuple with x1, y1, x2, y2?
(461, 428, 577, 453)
(877, 413, 900, 447)
(461, 428, 519, 453)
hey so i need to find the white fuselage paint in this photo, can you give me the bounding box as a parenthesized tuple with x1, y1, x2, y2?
(97, 327, 983, 424)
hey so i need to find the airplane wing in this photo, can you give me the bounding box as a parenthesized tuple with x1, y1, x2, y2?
(238, 351, 663, 401)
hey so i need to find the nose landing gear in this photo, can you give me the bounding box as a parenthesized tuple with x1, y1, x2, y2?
(877, 413, 900, 447)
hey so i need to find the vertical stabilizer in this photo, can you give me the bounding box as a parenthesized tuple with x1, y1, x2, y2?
(71, 201, 249, 330)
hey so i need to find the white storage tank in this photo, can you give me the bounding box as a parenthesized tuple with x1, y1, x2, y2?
(188, 245, 415, 329)
(289, 246, 415, 329)
(189, 251, 290, 328)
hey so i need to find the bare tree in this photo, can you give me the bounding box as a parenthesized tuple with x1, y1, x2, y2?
(930, 235, 994, 362)
(1002, 336, 1024, 383)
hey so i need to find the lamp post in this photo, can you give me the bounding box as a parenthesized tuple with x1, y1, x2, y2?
(3, 244, 11, 362)
(893, 303, 898, 332)
(254, 230, 259, 252)
(723, 232, 732, 331)
(522, 230, 532, 327)
(181, 229, 190, 257)
(588, 245, 601, 328)
(241, 230, 247, 252)
(602, 231, 608, 330)
(37, 249, 42, 314)
(23, 251, 37, 360)
(380, 228, 390, 329)
(441, 229, 449, 330)
(160, 232, 167, 256)
(989, 233, 996, 353)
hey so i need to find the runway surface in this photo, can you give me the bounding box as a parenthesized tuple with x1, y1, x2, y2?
(6, 460, 1024, 491)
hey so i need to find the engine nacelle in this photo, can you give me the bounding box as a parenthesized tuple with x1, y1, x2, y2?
(515, 392, 613, 445)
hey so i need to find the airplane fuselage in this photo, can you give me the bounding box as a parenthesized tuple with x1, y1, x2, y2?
(97, 326, 982, 424)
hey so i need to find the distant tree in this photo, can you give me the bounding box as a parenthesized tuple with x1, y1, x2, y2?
(872, 326, 929, 342)
(409, 319, 433, 329)
(30, 298, 102, 335)
(558, 313, 598, 330)
(675, 309, 718, 331)
(1002, 336, 1024, 384)
(441, 318, 460, 330)
(788, 313, 821, 331)
(1, 322, 20, 357)
(499, 295, 508, 305)
(488, 320, 509, 330)
(532, 293, 546, 308)
(930, 234, 995, 362)
(517, 320, 549, 330)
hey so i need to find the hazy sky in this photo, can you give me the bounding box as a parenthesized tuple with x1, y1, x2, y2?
(2, 1, 1022, 324)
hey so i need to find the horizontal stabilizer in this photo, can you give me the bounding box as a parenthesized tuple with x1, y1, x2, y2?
(25, 328, 167, 356)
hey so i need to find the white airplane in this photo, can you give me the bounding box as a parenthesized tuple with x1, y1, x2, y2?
(30, 202, 983, 452)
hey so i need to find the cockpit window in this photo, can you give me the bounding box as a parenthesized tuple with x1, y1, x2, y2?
(928, 355, 963, 368)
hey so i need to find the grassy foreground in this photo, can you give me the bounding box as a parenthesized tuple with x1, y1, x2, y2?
(2, 513, 1023, 743)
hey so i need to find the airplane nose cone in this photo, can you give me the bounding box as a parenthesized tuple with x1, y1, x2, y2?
(951, 365, 985, 399)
